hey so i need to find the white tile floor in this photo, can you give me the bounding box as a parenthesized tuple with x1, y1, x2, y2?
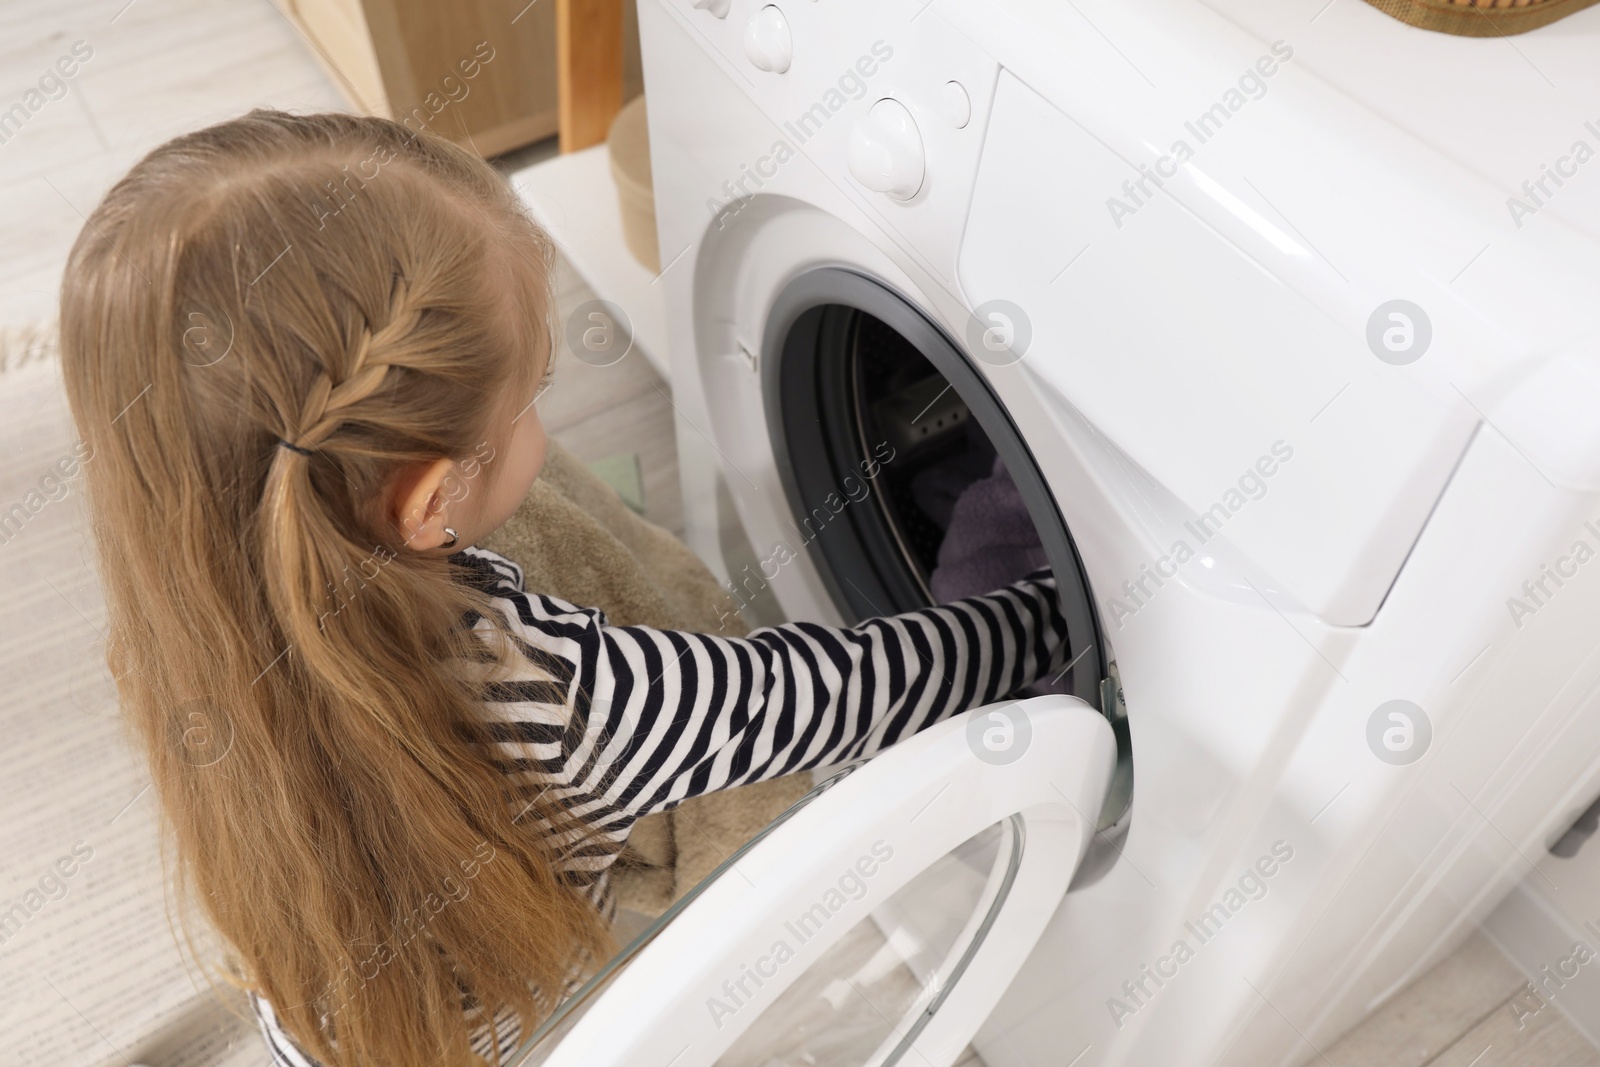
(2, 1, 1598, 1066)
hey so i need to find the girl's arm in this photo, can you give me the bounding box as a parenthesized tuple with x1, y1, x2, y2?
(459, 548, 1070, 829)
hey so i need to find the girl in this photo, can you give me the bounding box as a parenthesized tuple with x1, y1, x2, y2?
(58, 111, 1072, 1067)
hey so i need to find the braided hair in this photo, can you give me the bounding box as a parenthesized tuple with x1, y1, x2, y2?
(58, 111, 613, 1067)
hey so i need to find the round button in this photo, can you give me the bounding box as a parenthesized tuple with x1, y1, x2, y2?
(743, 6, 793, 74)
(846, 98, 925, 200)
(941, 80, 970, 128)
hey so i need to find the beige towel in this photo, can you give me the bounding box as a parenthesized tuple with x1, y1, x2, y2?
(480, 443, 813, 915)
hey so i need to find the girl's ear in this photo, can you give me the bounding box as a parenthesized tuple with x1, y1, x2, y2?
(386, 456, 459, 550)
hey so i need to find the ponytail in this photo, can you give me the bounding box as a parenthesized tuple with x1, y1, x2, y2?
(59, 111, 613, 1066)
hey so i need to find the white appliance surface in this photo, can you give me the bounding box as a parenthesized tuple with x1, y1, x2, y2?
(609, 1, 1600, 1065)
(1204, 0, 1600, 246)
(939, 0, 1600, 627)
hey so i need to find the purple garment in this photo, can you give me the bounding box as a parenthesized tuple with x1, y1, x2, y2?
(930, 457, 1071, 695)
(930, 456, 1049, 603)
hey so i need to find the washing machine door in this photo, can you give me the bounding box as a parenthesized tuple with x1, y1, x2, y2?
(514, 694, 1117, 1067)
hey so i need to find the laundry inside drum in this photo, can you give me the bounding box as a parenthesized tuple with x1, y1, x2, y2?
(771, 285, 1107, 712)
(848, 311, 1052, 609)
(771, 273, 1127, 829)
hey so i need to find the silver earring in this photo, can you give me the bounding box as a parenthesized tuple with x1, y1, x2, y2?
(441, 526, 459, 550)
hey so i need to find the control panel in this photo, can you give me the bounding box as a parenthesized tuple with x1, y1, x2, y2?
(659, 0, 1000, 292)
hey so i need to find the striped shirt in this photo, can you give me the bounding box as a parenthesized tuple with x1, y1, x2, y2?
(255, 544, 1071, 1064)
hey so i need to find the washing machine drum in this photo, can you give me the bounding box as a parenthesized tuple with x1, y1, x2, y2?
(762, 268, 1104, 709)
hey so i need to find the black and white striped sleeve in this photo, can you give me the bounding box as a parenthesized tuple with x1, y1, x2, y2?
(249, 547, 1070, 1065)
(462, 548, 1070, 825)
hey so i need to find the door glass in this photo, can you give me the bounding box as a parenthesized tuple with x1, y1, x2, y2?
(714, 816, 1022, 1067)
(514, 765, 1035, 1067)
(513, 766, 864, 1066)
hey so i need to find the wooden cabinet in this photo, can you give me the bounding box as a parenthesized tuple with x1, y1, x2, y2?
(272, 0, 642, 158)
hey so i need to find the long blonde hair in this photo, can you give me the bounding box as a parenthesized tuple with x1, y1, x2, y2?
(58, 110, 612, 1066)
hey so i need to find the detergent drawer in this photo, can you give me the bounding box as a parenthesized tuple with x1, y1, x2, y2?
(956, 71, 1476, 627)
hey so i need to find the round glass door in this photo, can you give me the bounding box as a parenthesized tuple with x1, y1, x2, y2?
(511, 697, 1116, 1067)
(512, 765, 863, 1066)
(715, 818, 1021, 1067)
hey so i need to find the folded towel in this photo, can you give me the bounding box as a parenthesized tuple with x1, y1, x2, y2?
(480, 442, 812, 916)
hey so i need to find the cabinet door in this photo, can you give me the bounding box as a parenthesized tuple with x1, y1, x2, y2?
(516, 694, 1117, 1067)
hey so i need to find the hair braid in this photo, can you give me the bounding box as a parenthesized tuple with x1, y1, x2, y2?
(281, 274, 423, 455)
(60, 109, 610, 1067)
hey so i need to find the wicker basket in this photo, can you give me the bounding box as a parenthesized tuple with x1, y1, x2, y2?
(1362, 0, 1599, 36)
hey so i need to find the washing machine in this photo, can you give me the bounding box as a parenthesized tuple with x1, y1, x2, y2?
(518, 1, 1600, 1065)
